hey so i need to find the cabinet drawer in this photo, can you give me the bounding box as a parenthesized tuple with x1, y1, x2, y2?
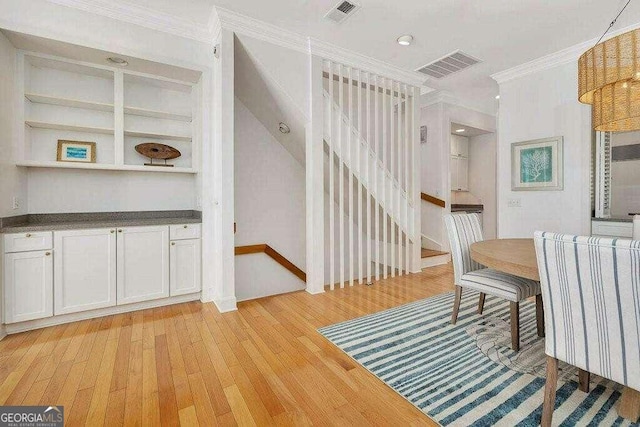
(169, 224, 201, 240)
(4, 232, 53, 253)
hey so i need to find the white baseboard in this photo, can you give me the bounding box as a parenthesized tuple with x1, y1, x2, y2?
(214, 295, 237, 313)
(5, 293, 201, 335)
(306, 287, 325, 295)
(0, 325, 6, 341)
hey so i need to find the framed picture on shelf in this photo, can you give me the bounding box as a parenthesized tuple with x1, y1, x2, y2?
(511, 136, 563, 191)
(56, 140, 96, 163)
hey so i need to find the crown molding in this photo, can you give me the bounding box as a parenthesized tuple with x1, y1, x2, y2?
(421, 90, 497, 117)
(492, 22, 640, 84)
(46, 0, 214, 43)
(215, 7, 430, 87)
(309, 38, 428, 87)
(214, 7, 308, 54)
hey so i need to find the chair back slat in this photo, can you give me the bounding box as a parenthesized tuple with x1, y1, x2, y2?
(444, 213, 484, 285)
(534, 231, 640, 392)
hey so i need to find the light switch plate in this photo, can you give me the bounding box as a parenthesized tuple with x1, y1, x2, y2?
(507, 198, 521, 207)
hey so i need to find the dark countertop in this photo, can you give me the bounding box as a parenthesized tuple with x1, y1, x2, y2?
(451, 204, 484, 211)
(0, 210, 201, 233)
(591, 217, 633, 223)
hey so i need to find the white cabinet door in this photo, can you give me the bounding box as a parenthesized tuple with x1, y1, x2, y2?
(451, 156, 459, 191)
(450, 135, 469, 158)
(170, 239, 201, 296)
(117, 226, 169, 305)
(4, 250, 53, 323)
(458, 157, 469, 191)
(54, 228, 117, 315)
(458, 137, 469, 158)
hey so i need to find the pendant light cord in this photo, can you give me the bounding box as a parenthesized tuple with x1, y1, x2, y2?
(595, 0, 633, 46)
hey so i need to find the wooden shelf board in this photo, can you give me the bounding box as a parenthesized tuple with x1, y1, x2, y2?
(124, 106, 191, 122)
(25, 93, 113, 112)
(16, 160, 197, 174)
(25, 121, 114, 135)
(124, 130, 191, 142)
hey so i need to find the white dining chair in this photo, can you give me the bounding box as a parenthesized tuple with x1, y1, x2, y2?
(444, 213, 542, 351)
(633, 214, 640, 240)
(534, 231, 640, 426)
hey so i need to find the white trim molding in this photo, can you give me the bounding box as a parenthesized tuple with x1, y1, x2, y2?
(421, 90, 497, 117)
(309, 38, 428, 87)
(46, 0, 214, 43)
(492, 22, 640, 84)
(213, 296, 237, 313)
(214, 7, 308, 54)
(214, 7, 430, 87)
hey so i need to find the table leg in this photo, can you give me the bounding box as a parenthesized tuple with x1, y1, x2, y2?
(618, 387, 640, 422)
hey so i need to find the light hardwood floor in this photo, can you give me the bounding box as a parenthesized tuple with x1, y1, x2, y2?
(0, 264, 454, 426)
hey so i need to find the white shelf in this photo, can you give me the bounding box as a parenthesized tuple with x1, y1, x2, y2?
(25, 121, 114, 135)
(25, 93, 113, 112)
(124, 130, 191, 142)
(16, 160, 197, 174)
(124, 106, 191, 122)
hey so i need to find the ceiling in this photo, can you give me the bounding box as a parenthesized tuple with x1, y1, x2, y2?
(52, 0, 640, 114)
(450, 122, 492, 138)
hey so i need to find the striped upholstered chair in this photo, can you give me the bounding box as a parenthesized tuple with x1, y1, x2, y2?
(444, 213, 542, 351)
(534, 232, 640, 426)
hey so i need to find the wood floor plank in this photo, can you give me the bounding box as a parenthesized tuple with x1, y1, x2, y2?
(123, 340, 143, 426)
(155, 334, 180, 426)
(0, 263, 453, 426)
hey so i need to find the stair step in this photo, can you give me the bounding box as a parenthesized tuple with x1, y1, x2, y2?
(421, 249, 448, 259)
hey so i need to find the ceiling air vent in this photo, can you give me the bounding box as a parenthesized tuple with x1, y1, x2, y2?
(325, 1, 361, 24)
(416, 51, 480, 79)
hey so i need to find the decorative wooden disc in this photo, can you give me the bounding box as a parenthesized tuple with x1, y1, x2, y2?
(135, 143, 181, 160)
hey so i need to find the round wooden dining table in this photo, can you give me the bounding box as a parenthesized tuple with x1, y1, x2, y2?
(469, 237, 640, 422)
(469, 238, 539, 281)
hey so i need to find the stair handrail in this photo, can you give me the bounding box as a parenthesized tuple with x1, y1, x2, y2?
(235, 244, 306, 282)
(421, 192, 446, 208)
(323, 90, 409, 198)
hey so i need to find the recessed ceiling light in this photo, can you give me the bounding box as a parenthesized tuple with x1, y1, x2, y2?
(397, 35, 413, 46)
(107, 57, 128, 66)
(495, 95, 500, 99)
(455, 128, 466, 133)
(279, 122, 290, 134)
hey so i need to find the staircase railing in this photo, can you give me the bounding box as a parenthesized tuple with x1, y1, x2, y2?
(323, 60, 419, 290)
(421, 192, 446, 208)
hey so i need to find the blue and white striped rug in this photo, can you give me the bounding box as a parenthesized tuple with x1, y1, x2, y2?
(318, 290, 639, 426)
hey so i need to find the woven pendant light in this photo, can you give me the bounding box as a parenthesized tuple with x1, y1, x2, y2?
(578, 28, 640, 131)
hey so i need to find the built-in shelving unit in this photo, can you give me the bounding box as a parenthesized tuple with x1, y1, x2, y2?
(26, 121, 114, 135)
(17, 52, 199, 174)
(14, 160, 197, 174)
(25, 93, 114, 112)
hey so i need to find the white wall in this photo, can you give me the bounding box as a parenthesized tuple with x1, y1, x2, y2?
(469, 133, 497, 239)
(27, 169, 196, 213)
(234, 97, 306, 301)
(496, 61, 592, 237)
(0, 30, 27, 218)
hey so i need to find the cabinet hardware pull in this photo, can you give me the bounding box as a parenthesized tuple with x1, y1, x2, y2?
(171, 242, 176, 246)
(26, 233, 31, 237)
(110, 230, 115, 233)
(118, 229, 123, 233)
(45, 252, 51, 256)
(183, 225, 188, 228)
